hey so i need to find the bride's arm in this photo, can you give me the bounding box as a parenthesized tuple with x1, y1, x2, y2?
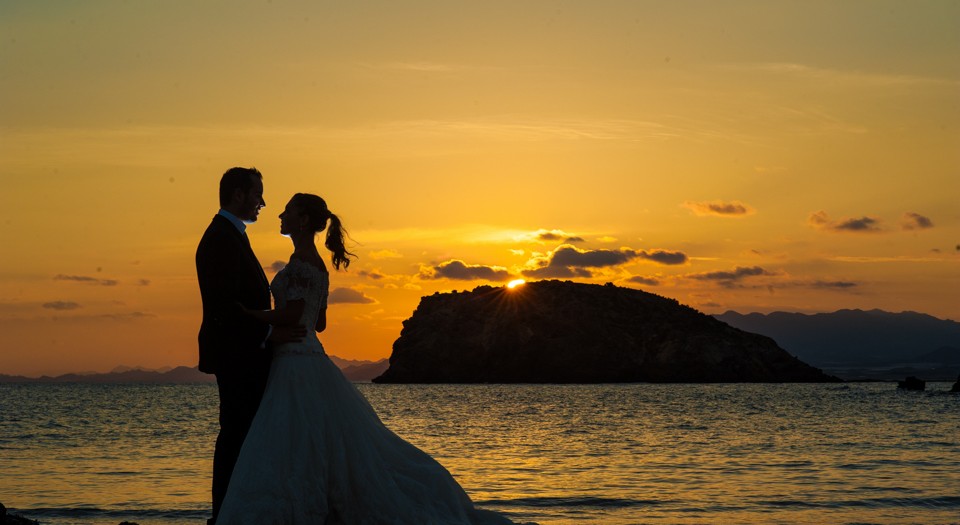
(315, 306, 326, 333)
(242, 299, 305, 326)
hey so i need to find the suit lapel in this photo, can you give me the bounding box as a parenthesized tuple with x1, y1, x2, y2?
(214, 215, 270, 291)
(246, 234, 270, 290)
(239, 232, 269, 290)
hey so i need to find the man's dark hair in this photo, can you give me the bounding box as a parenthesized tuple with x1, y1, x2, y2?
(219, 167, 262, 208)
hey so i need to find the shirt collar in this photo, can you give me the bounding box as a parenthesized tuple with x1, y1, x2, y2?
(218, 209, 247, 235)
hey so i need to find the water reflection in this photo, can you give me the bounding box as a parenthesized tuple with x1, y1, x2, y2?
(1, 383, 957, 524)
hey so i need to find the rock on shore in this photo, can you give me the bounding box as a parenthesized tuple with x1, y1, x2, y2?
(374, 280, 839, 383)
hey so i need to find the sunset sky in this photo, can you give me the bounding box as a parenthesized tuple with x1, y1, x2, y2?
(1, 1, 958, 376)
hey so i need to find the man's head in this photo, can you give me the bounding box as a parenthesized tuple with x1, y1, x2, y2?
(219, 167, 265, 223)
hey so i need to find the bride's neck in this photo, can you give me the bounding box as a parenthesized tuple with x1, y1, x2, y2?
(290, 233, 319, 258)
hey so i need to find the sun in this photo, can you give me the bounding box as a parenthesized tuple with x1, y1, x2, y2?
(506, 279, 526, 289)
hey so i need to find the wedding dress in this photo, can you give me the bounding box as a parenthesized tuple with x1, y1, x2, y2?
(216, 258, 513, 524)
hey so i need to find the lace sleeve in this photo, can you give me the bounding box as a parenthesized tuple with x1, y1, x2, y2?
(283, 262, 316, 302)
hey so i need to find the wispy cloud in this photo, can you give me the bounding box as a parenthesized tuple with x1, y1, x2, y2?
(517, 229, 585, 244)
(682, 266, 861, 293)
(42, 301, 82, 310)
(360, 61, 475, 73)
(683, 200, 755, 217)
(98, 311, 156, 322)
(626, 276, 660, 286)
(358, 269, 386, 280)
(901, 212, 934, 231)
(328, 288, 377, 305)
(834, 217, 881, 232)
(716, 62, 960, 88)
(771, 279, 861, 293)
(808, 211, 883, 233)
(367, 249, 403, 260)
(354, 225, 512, 244)
(355, 226, 599, 247)
(687, 266, 773, 287)
(809, 280, 858, 289)
(828, 255, 945, 263)
(362, 117, 679, 143)
(53, 274, 119, 286)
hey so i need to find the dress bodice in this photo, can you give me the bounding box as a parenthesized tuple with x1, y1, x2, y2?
(270, 258, 329, 356)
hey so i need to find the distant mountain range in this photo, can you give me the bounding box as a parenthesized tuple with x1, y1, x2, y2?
(0, 356, 389, 384)
(327, 356, 390, 382)
(6, 309, 958, 384)
(714, 309, 960, 380)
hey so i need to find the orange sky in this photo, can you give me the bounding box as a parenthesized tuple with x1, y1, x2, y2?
(1, 1, 958, 376)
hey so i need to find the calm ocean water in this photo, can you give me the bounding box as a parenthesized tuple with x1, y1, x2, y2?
(1, 382, 957, 525)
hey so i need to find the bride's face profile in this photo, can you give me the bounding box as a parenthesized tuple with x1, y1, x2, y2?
(279, 200, 306, 237)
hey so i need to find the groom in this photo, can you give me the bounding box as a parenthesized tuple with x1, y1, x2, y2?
(195, 167, 301, 524)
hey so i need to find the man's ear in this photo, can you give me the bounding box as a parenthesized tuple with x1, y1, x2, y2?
(230, 187, 245, 206)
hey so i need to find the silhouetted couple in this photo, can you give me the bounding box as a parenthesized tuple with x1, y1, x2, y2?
(196, 167, 512, 524)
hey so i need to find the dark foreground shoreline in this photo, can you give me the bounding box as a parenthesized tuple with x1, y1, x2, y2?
(2, 504, 37, 525)
(2, 503, 141, 525)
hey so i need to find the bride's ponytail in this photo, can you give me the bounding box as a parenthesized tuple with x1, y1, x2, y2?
(324, 211, 355, 270)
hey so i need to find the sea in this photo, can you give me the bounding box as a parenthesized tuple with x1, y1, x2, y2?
(1, 382, 958, 525)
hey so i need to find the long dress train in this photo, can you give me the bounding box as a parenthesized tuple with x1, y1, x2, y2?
(216, 258, 513, 524)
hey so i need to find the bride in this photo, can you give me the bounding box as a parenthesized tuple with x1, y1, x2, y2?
(215, 193, 513, 524)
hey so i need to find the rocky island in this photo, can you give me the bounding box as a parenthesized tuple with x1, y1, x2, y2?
(374, 280, 838, 383)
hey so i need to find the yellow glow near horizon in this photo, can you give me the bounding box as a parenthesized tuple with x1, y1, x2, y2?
(507, 279, 526, 289)
(0, 1, 958, 376)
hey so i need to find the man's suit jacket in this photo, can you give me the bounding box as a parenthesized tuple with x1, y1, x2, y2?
(196, 214, 272, 375)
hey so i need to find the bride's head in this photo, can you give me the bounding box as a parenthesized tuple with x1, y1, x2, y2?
(283, 193, 355, 270)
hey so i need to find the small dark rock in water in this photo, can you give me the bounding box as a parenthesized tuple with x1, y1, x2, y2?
(118, 522, 140, 525)
(950, 374, 960, 393)
(897, 376, 925, 390)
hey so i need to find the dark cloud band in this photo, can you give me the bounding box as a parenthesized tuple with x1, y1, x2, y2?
(522, 244, 687, 279)
(424, 260, 511, 281)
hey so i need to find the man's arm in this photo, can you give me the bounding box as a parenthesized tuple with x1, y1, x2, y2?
(197, 226, 271, 345)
